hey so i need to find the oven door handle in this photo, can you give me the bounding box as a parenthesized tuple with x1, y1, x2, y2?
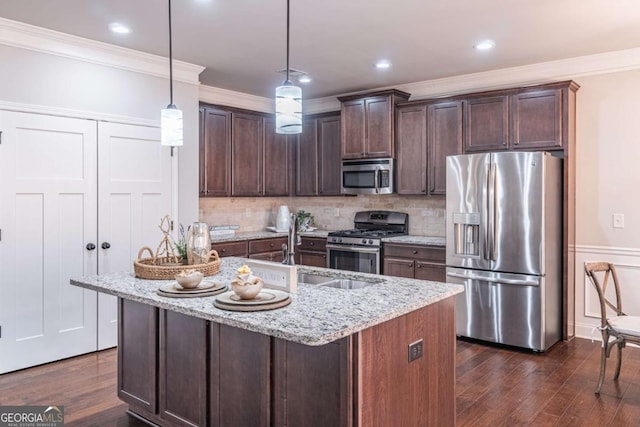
(326, 244, 380, 253)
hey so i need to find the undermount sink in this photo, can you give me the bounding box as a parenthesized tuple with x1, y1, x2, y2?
(297, 272, 379, 289)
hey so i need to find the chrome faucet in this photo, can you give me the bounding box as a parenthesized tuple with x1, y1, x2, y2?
(282, 212, 300, 265)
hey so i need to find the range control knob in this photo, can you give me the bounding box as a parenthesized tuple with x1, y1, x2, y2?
(362, 239, 367, 244)
(368, 239, 374, 244)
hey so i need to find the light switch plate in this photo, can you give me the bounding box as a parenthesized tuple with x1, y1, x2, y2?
(613, 213, 624, 228)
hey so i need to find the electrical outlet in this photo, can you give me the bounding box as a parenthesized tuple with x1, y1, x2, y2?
(245, 208, 252, 218)
(408, 339, 423, 362)
(334, 208, 340, 217)
(613, 213, 624, 228)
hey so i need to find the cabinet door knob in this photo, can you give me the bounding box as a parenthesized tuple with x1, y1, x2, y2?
(412, 250, 418, 254)
(101, 242, 111, 250)
(416, 264, 421, 268)
(86, 243, 96, 251)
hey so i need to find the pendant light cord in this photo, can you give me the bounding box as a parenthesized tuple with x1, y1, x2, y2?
(286, 0, 290, 83)
(168, 0, 174, 105)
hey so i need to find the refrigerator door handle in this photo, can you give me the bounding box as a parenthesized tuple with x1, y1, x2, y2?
(446, 271, 539, 286)
(484, 163, 491, 260)
(488, 161, 497, 261)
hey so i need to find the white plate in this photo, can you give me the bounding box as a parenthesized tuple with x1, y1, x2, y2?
(215, 289, 290, 306)
(265, 226, 288, 233)
(159, 280, 225, 294)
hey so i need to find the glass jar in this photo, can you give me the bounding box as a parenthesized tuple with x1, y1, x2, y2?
(187, 222, 211, 265)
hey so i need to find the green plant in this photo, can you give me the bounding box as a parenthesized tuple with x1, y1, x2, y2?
(175, 224, 187, 259)
(296, 210, 315, 230)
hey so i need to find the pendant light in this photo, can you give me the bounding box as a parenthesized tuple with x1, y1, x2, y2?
(161, 0, 183, 149)
(275, 0, 302, 134)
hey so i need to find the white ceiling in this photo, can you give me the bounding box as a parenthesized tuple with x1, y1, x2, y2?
(1, 0, 640, 99)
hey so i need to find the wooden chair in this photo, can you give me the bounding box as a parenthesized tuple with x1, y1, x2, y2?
(584, 262, 640, 394)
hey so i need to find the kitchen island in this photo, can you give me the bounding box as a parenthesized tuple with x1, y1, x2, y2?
(71, 258, 463, 427)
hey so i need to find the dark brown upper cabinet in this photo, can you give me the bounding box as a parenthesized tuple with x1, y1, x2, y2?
(199, 107, 231, 196)
(395, 104, 427, 195)
(463, 95, 509, 152)
(338, 89, 410, 159)
(395, 100, 462, 196)
(263, 119, 293, 196)
(231, 112, 264, 196)
(511, 87, 563, 150)
(428, 100, 463, 195)
(295, 112, 341, 196)
(200, 104, 292, 197)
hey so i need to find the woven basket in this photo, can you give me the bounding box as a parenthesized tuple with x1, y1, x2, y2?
(133, 246, 221, 280)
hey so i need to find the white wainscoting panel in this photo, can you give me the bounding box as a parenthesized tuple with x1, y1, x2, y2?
(575, 244, 640, 340)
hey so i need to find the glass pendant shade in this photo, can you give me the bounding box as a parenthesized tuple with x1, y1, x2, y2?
(275, 82, 302, 134)
(161, 105, 183, 146)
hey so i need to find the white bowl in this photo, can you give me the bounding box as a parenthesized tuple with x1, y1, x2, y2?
(175, 270, 204, 289)
(231, 278, 264, 300)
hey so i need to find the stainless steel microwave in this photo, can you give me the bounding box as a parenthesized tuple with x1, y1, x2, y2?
(341, 158, 394, 195)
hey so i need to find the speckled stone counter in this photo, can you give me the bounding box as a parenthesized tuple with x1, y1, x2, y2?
(382, 235, 446, 246)
(210, 229, 330, 243)
(71, 258, 462, 346)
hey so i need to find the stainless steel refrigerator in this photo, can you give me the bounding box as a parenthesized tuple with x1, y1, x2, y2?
(445, 152, 562, 351)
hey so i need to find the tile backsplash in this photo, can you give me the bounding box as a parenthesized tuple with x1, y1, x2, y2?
(200, 195, 445, 237)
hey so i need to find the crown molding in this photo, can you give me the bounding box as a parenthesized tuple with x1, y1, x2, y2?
(199, 85, 274, 112)
(0, 99, 159, 127)
(305, 96, 341, 114)
(396, 48, 640, 100)
(0, 17, 204, 85)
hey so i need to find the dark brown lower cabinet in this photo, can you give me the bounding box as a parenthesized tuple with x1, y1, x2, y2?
(383, 243, 446, 282)
(118, 296, 455, 426)
(297, 237, 328, 267)
(273, 338, 352, 427)
(159, 310, 208, 427)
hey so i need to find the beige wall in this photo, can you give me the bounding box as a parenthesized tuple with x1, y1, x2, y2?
(574, 69, 640, 248)
(0, 44, 201, 225)
(200, 195, 445, 236)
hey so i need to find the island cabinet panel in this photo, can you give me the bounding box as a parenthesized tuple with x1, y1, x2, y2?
(356, 297, 456, 427)
(210, 325, 271, 427)
(511, 87, 563, 150)
(159, 310, 208, 427)
(118, 299, 158, 414)
(273, 337, 352, 427)
(463, 95, 510, 152)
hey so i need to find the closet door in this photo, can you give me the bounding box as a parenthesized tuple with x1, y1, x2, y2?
(0, 111, 98, 373)
(97, 122, 173, 349)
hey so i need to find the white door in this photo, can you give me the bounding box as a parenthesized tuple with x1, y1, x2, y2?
(97, 122, 173, 349)
(0, 111, 98, 373)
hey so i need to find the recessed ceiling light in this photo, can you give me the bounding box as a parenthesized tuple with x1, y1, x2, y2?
(375, 60, 392, 70)
(474, 40, 495, 50)
(109, 22, 131, 34)
(298, 75, 312, 84)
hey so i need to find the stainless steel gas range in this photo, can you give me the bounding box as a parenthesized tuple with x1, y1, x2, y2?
(327, 211, 409, 274)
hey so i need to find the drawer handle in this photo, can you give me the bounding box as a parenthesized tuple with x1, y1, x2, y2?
(221, 249, 226, 252)
(412, 250, 418, 254)
(310, 242, 314, 246)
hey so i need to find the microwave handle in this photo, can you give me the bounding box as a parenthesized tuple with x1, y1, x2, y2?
(374, 167, 380, 194)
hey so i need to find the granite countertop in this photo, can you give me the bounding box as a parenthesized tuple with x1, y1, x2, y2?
(71, 257, 462, 346)
(211, 230, 444, 246)
(381, 235, 446, 246)
(211, 229, 330, 243)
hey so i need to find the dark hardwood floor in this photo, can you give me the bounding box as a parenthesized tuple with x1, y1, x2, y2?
(0, 338, 638, 426)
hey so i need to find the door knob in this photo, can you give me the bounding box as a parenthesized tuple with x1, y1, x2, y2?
(101, 242, 111, 250)
(86, 243, 96, 251)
